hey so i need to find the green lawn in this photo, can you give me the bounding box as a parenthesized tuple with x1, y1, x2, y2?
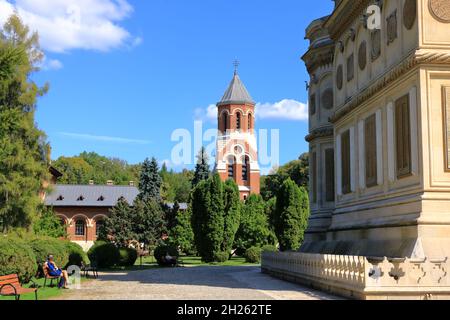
(132, 255, 259, 268)
(0, 276, 91, 301)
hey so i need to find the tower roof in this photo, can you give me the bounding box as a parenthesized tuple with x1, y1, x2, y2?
(218, 71, 255, 106)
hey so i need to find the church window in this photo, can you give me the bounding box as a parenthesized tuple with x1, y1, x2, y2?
(365, 114, 378, 187)
(341, 130, 351, 195)
(223, 113, 228, 133)
(248, 114, 253, 131)
(242, 156, 250, 181)
(228, 157, 235, 178)
(325, 149, 335, 202)
(75, 220, 85, 236)
(395, 94, 412, 179)
(311, 151, 317, 203)
(236, 112, 241, 130)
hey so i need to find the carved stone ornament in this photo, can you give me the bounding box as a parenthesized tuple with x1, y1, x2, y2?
(386, 10, 398, 45)
(321, 89, 334, 110)
(336, 65, 343, 90)
(404, 0, 417, 30)
(429, 0, 450, 23)
(347, 54, 355, 82)
(358, 41, 367, 70)
(371, 30, 381, 61)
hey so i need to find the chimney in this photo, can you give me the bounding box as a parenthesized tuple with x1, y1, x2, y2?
(89, 180, 94, 185)
(129, 181, 135, 187)
(107, 180, 114, 186)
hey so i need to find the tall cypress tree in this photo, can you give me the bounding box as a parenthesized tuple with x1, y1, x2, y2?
(0, 15, 50, 232)
(138, 157, 162, 201)
(222, 179, 241, 255)
(192, 147, 210, 187)
(274, 178, 310, 251)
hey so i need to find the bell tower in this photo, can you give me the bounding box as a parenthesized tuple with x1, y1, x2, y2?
(216, 64, 260, 200)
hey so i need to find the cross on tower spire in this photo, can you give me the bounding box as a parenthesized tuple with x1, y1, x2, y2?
(233, 59, 240, 75)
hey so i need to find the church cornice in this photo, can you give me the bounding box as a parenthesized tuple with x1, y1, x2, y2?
(330, 49, 450, 123)
(305, 126, 334, 142)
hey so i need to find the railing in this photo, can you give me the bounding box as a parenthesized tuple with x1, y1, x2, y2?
(262, 252, 450, 298)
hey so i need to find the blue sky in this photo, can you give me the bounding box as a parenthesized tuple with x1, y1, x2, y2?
(0, 0, 333, 172)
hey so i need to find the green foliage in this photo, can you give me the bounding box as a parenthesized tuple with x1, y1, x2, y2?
(53, 152, 140, 186)
(161, 168, 193, 203)
(153, 244, 179, 266)
(0, 15, 50, 232)
(261, 153, 309, 201)
(139, 157, 162, 201)
(87, 241, 120, 268)
(192, 147, 210, 187)
(234, 194, 275, 256)
(261, 244, 278, 253)
(274, 179, 310, 251)
(29, 237, 69, 270)
(99, 198, 135, 247)
(213, 252, 229, 263)
(65, 241, 88, 268)
(169, 207, 195, 255)
(222, 180, 241, 255)
(0, 237, 37, 282)
(244, 247, 262, 263)
(33, 206, 66, 238)
(118, 248, 138, 267)
(133, 198, 167, 250)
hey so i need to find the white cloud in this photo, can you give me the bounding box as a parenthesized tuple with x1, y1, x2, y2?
(0, 0, 139, 53)
(59, 132, 151, 145)
(41, 58, 63, 70)
(194, 99, 308, 123)
(256, 99, 308, 121)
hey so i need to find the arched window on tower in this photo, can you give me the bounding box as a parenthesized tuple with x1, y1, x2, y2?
(236, 112, 241, 130)
(242, 156, 250, 181)
(228, 156, 235, 179)
(223, 113, 228, 133)
(248, 114, 253, 131)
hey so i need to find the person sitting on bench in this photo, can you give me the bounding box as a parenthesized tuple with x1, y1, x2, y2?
(45, 255, 70, 289)
(163, 253, 177, 266)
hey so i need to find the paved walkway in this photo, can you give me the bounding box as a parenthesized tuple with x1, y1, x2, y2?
(55, 266, 340, 300)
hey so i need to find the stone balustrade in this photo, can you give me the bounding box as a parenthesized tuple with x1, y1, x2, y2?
(261, 252, 450, 300)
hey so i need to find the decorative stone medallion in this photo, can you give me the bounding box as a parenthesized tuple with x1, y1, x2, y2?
(321, 89, 334, 110)
(429, 0, 450, 23)
(387, 10, 398, 45)
(358, 41, 367, 70)
(371, 30, 381, 61)
(336, 65, 343, 90)
(404, 0, 417, 30)
(347, 54, 354, 82)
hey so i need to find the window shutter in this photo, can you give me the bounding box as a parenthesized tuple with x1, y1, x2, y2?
(365, 114, 378, 187)
(395, 94, 412, 178)
(312, 152, 317, 203)
(325, 149, 335, 202)
(341, 130, 351, 194)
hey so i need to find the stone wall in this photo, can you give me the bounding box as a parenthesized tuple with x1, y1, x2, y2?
(262, 252, 450, 300)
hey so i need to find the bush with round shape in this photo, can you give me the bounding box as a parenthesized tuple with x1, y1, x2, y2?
(261, 245, 278, 253)
(29, 237, 69, 275)
(213, 252, 229, 263)
(0, 238, 37, 283)
(87, 241, 120, 268)
(244, 247, 262, 264)
(65, 241, 89, 268)
(118, 248, 138, 266)
(154, 244, 179, 266)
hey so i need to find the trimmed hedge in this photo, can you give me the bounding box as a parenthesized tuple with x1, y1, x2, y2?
(244, 247, 262, 263)
(154, 244, 179, 266)
(65, 241, 89, 268)
(118, 248, 138, 267)
(87, 241, 120, 268)
(213, 252, 229, 263)
(0, 238, 37, 283)
(29, 237, 69, 267)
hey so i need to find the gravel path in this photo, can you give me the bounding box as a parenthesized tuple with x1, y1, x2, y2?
(55, 266, 339, 300)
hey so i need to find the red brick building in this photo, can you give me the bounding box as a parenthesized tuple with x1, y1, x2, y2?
(215, 69, 260, 199)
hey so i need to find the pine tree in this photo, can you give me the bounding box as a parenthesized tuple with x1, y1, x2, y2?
(99, 198, 135, 247)
(192, 147, 210, 187)
(222, 180, 241, 255)
(0, 15, 50, 232)
(274, 178, 310, 251)
(138, 157, 162, 201)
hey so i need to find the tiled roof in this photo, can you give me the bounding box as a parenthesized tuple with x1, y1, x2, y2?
(45, 184, 139, 207)
(218, 72, 254, 106)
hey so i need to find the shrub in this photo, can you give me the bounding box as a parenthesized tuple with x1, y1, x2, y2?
(29, 237, 69, 273)
(118, 248, 138, 267)
(154, 244, 179, 266)
(87, 241, 120, 268)
(213, 252, 229, 263)
(0, 238, 37, 283)
(244, 247, 262, 264)
(261, 245, 278, 253)
(65, 241, 89, 268)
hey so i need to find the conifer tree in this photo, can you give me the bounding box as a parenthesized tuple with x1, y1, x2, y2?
(169, 206, 195, 255)
(138, 157, 162, 201)
(222, 179, 241, 255)
(99, 198, 135, 247)
(274, 178, 310, 251)
(133, 198, 167, 250)
(192, 147, 210, 187)
(0, 15, 49, 232)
